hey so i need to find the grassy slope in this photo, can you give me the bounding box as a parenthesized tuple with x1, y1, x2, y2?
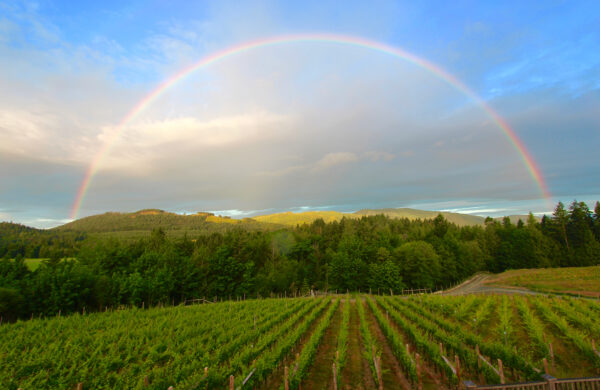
(485, 266, 600, 297)
(253, 210, 353, 225)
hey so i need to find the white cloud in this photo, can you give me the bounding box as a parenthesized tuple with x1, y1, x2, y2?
(362, 151, 395, 162)
(312, 152, 359, 171)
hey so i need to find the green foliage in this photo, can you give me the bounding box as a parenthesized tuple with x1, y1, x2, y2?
(356, 298, 380, 387)
(367, 297, 418, 382)
(288, 299, 340, 389)
(395, 241, 441, 288)
(515, 298, 550, 359)
(335, 299, 350, 383)
(496, 295, 514, 346)
(406, 296, 541, 380)
(368, 259, 405, 293)
(532, 297, 600, 367)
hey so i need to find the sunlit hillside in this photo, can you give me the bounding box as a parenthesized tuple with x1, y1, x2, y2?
(54, 209, 281, 233)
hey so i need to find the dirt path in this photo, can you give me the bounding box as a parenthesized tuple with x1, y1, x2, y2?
(302, 301, 343, 390)
(441, 274, 539, 296)
(340, 300, 376, 390)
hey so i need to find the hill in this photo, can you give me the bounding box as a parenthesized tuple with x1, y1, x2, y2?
(484, 265, 600, 297)
(54, 209, 281, 233)
(354, 208, 486, 226)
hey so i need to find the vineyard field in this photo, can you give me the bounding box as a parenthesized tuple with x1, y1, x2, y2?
(2, 294, 600, 389)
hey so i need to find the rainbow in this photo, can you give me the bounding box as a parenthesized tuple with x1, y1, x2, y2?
(70, 33, 552, 219)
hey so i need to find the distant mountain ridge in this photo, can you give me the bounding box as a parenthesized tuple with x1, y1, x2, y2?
(52, 207, 539, 232)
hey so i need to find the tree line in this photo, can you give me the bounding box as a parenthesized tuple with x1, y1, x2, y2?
(1, 200, 599, 321)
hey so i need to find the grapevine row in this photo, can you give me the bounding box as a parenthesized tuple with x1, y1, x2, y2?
(366, 297, 418, 382)
(288, 299, 341, 388)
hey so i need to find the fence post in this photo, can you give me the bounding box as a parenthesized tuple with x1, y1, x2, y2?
(541, 374, 556, 390)
(376, 355, 383, 390)
(463, 380, 477, 389)
(543, 358, 549, 375)
(332, 363, 338, 390)
(143, 376, 149, 386)
(498, 359, 504, 384)
(455, 355, 461, 389)
(284, 366, 289, 390)
(229, 375, 234, 390)
(77, 384, 83, 390)
(416, 353, 423, 390)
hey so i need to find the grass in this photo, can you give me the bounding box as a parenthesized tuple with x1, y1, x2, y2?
(253, 211, 352, 226)
(485, 266, 600, 297)
(8, 258, 73, 271)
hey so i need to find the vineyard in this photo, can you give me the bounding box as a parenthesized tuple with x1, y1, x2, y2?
(2, 294, 600, 389)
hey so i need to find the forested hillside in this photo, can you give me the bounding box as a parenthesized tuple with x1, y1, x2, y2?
(55, 209, 280, 233)
(1, 200, 599, 321)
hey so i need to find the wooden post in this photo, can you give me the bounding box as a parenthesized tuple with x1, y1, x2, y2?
(476, 345, 483, 383)
(284, 366, 289, 390)
(77, 384, 83, 390)
(229, 375, 234, 390)
(455, 355, 461, 389)
(143, 376, 149, 386)
(543, 358, 549, 375)
(416, 353, 423, 390)
(498, 359, 505, 384)
(376, 355, 383, 390)
(542, 374, 557, 390)
(204, 367, 208, 377)
(333, 362, 338, 390)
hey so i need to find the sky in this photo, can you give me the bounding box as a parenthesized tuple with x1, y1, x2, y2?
(0, 0, 599, 228)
